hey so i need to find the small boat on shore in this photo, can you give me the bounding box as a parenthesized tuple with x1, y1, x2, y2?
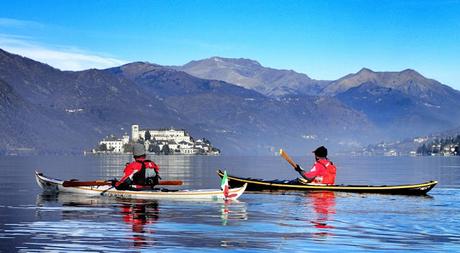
(217, 170, 437, 195)
(35, 171, 246, 201)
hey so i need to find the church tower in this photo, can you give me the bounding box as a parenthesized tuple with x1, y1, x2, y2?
(131, 124, 139, 142)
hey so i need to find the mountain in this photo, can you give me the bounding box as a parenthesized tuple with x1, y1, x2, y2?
(178, 57, 460, 140)
(329, 68, 460, 139)
(0, 49, 185, 154)
(107, 62, 374, 154)
(323, 68, 459, 98)
(177, 57, 330, 97)
(0, 49, 372, 155)
(2, 48, 460, 155)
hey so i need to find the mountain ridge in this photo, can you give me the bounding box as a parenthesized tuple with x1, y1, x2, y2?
(177, 56, 330, 97)
(1, 48, 460, 155)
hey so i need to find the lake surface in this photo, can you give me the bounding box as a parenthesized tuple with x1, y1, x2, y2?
(1, 155, 460, 252)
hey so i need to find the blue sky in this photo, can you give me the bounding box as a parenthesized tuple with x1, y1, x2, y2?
(1, 0, 459, 89)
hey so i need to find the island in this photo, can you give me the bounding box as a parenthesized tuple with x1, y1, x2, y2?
(91, 124, 220, 155)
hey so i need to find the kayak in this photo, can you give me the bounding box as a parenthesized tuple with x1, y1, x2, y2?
(217, 170, 437, 195)
(35, 171, 247, 201)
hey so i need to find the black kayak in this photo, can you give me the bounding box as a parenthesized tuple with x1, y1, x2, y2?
(217, 170, 437, 195)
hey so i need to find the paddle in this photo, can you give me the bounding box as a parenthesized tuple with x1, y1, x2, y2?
(63, 179, 183, 187)
(279, 149, 298, 169)
(100, 186, 114, 196)
(280, 149, 310, 184)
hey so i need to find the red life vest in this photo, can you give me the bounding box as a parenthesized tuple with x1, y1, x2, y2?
(116, 158, 160, 188)
(304, 159, 336, 185)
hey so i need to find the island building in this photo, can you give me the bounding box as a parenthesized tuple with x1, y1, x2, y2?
(131, 124, 192, 143)
(97, 133, 130, 153)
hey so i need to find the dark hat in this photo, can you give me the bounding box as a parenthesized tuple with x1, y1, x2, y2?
(133, 143, 146, 157)
(313, 146, 328, 157)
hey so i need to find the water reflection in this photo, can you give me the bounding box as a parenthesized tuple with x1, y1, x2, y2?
(307, 191, 336, 230)
(220, 199, 248, 226)
(293, 191, 336, 239)
(96, 154, 131, 179)
(33, 193, 248, 250)
(36, 194, 160, 248)
(119, 200, 159, 248)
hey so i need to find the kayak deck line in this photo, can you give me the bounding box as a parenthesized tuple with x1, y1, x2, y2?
(35, 171, 247, 200)
(217, 170, 437, 195)
(226, 175, 437, 190)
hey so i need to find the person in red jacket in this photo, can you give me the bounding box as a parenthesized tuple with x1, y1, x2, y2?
(294, 146, 336, 185)
(115, 143, 160, 190)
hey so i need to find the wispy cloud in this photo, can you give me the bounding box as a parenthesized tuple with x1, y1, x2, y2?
(0, 18, 45, 29)
(0, 34, 127, 70)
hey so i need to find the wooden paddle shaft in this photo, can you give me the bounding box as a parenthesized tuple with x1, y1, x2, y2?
(157, 180, 183, 186)
(279, 149, 297, 168)
(63, 181, 110, 187)
(63, 180, 183, 187)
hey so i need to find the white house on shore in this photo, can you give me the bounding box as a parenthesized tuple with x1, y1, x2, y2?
(96, 133, 130, 153)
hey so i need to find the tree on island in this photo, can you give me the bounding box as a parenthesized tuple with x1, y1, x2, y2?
(145, 131, 151, 141)
(98, 143, 108, 151)
(161, 144, 171, 155)
(149, 144, 161, 154)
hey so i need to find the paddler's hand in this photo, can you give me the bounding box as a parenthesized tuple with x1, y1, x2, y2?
(110, 179, 118, 187)
(153, 174, 161, 186)
(295, 164, 304, 173)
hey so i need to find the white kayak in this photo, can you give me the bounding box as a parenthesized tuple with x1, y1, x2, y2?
(35, 171, 247, 201)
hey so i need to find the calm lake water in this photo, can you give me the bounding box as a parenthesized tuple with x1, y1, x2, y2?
(1, 155, 459, 252)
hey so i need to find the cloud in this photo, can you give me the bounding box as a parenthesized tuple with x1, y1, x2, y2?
(0, 18, 45, 29)
(0, 34, 127, 70)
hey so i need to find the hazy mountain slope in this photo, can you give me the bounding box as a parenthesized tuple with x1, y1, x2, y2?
(177, 57, 330, 97)
(2, 48, 460, 155)
(330, 68, 460, 139)
(109, 62, 375, 153)
(0, 49, 186, 154)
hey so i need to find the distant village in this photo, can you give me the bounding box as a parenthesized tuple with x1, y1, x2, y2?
(416, 135, 460, 156)
(91, 124, 220, 155)
(356, 135, 460, 156)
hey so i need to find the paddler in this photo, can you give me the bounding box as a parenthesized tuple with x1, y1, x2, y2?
(115, 143, 160, 190)
(294, 146, 336, 185)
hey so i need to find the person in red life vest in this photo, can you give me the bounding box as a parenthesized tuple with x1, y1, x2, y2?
(115, 143, 160, 190)
(294, 146, 337, 185)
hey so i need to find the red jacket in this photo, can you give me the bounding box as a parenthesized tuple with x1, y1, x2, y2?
(116, 157, 159, 187)
(303, 158, 336, 185)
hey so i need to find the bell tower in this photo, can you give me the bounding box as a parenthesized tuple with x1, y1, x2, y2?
(131, 124, 139, 142)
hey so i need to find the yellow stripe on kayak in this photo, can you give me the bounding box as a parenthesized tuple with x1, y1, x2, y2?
(219, 171, 437, 190)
